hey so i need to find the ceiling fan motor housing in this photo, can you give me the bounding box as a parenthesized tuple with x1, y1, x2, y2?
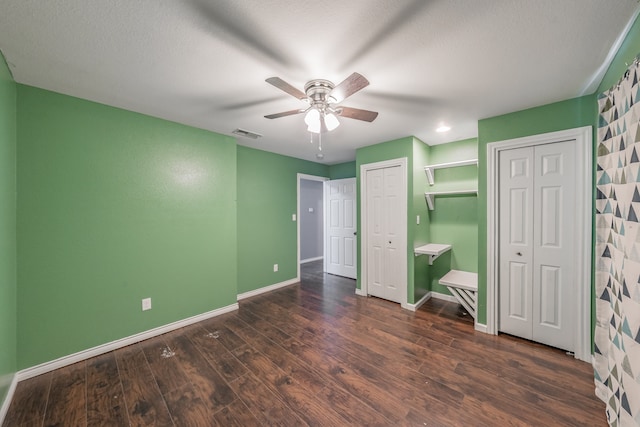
(265, 72, 376, 122)
(304, 79, 336, 112)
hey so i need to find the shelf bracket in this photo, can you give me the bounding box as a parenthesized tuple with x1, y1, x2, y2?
(424, 193, 434, 210)
(424, 167, 435, 185)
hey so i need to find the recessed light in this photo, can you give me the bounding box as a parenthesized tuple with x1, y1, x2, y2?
(436, 124, 451, 133)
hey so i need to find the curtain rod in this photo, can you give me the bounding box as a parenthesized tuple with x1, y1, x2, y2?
(607, 52, 640, 94)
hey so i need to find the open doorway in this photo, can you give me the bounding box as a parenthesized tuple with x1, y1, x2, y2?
(297, 173, 358, 281)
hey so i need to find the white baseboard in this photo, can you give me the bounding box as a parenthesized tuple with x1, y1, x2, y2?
(300, 256, 323, 264)
(237, 278, 299, 301)
(429, 291, 458, 303)
(356, 290, 456, 308)
(403, 292, 432, 311)
(0, 374, 18, 426)
(474, 322, 488, 333)
(17, 303, 239, 381)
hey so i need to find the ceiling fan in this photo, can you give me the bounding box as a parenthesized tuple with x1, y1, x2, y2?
(264, 72, 378, 133)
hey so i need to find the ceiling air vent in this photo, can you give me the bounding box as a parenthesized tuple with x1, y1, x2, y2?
(232, 128, 262, 139)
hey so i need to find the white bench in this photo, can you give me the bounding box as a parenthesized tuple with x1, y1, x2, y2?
(438, 270, 478, 320)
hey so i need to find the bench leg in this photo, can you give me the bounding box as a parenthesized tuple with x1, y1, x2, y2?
(446, 286, 476, 320)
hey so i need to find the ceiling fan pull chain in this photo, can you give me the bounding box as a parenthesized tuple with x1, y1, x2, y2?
(309, 131, 313, 144)
(318, 131, 322, 152)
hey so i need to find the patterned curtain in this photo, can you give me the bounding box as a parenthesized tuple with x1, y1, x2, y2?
(595, 57, 640, 426)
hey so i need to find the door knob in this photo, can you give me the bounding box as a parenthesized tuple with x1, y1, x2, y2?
(389, 241, 392, 244)
(516, 252, 522, 256)
(353, 232, 357, 236)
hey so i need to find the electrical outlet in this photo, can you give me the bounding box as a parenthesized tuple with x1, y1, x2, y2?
(273, 264, 278, 272)
(142, 298, 152, 311)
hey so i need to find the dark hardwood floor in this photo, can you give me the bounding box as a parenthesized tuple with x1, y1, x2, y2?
(3, 260, 606, 426)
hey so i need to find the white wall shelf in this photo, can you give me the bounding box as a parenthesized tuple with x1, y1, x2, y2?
(424, 159, 478, 185)
(414, 243, 452, 265)
(424, 190, 478, 210)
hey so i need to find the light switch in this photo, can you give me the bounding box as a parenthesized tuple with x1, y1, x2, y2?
(292, 213, 296, 221)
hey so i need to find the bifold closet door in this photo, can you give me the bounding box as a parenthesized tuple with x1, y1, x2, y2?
(499, 141, 576, 351)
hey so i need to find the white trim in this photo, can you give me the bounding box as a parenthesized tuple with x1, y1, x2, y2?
(581, 4, 640, 95)
(486, 126, 592, 362)
(355, 288, 367, 296)
(237, 278, 299, 300)
(429, 292, 459, 304)
(360, 157, 409, 308)
(401, 291, 458, 311)
(474, 323, 488, 333)
(0, 374, 18, 426)
(297, 173, 329, 280)
(300, 256, 323, 264)
(403, 292, 432, 311)
(17, 303, 238, 381)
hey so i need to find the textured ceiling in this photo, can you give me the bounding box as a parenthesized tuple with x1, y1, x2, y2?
(0, 0, 638, 164)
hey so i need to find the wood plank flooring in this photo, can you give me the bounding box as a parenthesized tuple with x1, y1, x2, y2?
(3, 261, 606, 426)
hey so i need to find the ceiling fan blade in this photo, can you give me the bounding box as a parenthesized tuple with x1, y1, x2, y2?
(330, 73, 370, 103)
(264, 109, 306, 119)
(265, 77, 307, 100)
(338, 106, 378, 122)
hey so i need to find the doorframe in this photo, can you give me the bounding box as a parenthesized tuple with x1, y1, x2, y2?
(297, 173, 329, 280)
(360, 157, 408, 308)
(486, 126, 592, 362)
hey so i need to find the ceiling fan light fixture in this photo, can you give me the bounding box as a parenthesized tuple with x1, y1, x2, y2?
(307, 122, 321, 133)
(324, 113, 340, 131)
(304, 108, 320, 126)
(305, 108, 321, 133)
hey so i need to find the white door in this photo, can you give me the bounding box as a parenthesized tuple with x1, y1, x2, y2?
(325, 178, 357, 279)
(499, 141, 576, 351)
(366, 165, 404, 303)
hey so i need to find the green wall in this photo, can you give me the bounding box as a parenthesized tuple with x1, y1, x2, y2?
(8, 8, 640, 376)
(17, 86, 238, 369)
(426, 139, 478, 295)
(0, 52, 17, 408)
(412, 139, 431, 302)
(328, 161, 356, 179)
(236, 146, 328, 294)
(477, 95, 595, 325)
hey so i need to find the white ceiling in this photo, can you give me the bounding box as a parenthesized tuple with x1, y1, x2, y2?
(0, 1, 638, 164)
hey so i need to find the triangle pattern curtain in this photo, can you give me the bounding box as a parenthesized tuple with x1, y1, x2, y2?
(595, 58, 640, 426)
